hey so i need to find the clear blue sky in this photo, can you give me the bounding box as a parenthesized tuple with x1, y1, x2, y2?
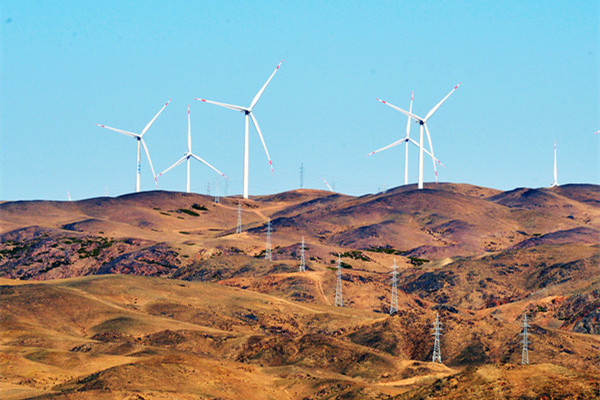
(1, 1, 598, 200)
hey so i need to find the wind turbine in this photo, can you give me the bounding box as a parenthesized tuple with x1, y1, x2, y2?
(195, 61, 282, 199)
(551, 141, 558, 187)
(97, 99, 171, 192)
(157, 106, 227, 193)
(322, 177, 334, 192)
(375, 83, 460, 189)
(368, 91, 443, 186)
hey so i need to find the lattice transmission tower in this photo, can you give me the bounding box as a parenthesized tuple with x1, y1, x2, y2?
(432, 312, 443, 363)
(521, 313, 530, 365)
(236, 202, 242, 234)
(335, 255, 343, 307)
(390, 259, 399, 315)
(214, 179, 220, 203)
(265, 218, 272, 261)
(299, 236, 306, 272)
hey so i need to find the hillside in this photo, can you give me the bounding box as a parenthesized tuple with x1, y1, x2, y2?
(0, 183, 599, 399)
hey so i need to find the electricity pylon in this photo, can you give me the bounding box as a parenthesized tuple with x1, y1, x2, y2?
(390, 259, 399, 314)
(236, 202, 242, 234)
(299, 236, 306, 272)
(432, 312, 443, 363)
(335, 254, 343, 307)
(521, 313, 530, 365)
(265, 218, 272, 261)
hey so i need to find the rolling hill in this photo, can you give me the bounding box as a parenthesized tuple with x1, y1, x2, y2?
(0, 183, 599, 399)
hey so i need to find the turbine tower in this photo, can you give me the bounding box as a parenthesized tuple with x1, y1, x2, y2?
(335, 254, 343, 307)
(157, 106, 227, 193)
(551, 142, 558, 187)
(374, 83, 460, 189)
(265, 218, 272, 261)
(432, 312, 443, 363)
(390, 259, 399, 315)
(299, 236, 306, 272)
(521, 313, 530, 365)
(196, 61, 282, 199)
(97, 99, 171, 192)
(236, 201, 242, 234)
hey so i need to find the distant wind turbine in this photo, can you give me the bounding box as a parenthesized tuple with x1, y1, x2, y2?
(594, 130, 600, 135)
(368, 91, 443, 186)
(195, 61, 282, 199)
(375, 83, 460, 189)
(322, 177, 334, 192)
(157, 106, 227, 193)
(551, 142, 558, 187)
(97, 99, 171, 192)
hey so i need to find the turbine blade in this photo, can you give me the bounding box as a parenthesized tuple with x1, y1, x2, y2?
(190, 154, 228, 179)
(322, 177, 334, 192)
(406, 91, 414, 139)
(140, 138, 158, 186)
(424, 82, 461, 121)
(594, 130, 600, 135)
(376, 98, 423, 122)
(249, 60, 282, 110)
(96, 124, 139, 138)
(367, 138, 408, 156)
(194, 98, 248, 112)
(157, 155, 188, 178)
(423, 124, 439, 183)
(141, 98, 171, 137)
(249, 112, 274, 172)
(408, 138, 444, 166)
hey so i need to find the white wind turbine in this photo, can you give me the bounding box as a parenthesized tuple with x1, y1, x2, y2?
(97, 99, 171, 192)
(374, 83, 461, 189)
(551, 141, 558, 187)
(195, 61, 282, 199)
(157, 106, 227, 193)
(368, 91, 443, 186)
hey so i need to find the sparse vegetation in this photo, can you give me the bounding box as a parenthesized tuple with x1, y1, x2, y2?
(191, 203, 208, 211)
(408, 256, 429, 266)
(366, 246, 405, 255)
(338, 250, 371, 261)
(76, 238, 114, 258)
(178, 208, 200, 217)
